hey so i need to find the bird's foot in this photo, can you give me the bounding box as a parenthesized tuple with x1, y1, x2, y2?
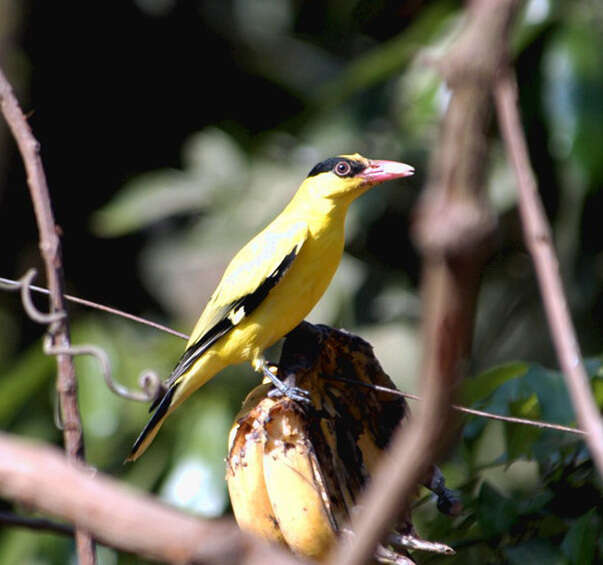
(262, 363, 312, 405)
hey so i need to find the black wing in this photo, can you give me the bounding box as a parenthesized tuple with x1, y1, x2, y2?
(149, 244, 301, 411)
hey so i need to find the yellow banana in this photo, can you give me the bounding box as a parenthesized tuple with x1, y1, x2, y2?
(226, 384, 285, 545)
(262, 400, 337, 560)
(226, 323, 457, 562)
(227, 384, 341, 560)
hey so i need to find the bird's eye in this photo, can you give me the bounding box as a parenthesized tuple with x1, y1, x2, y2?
(334, 161, 351, 177)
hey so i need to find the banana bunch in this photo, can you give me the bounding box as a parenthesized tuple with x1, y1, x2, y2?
(226, 323, 458, 563)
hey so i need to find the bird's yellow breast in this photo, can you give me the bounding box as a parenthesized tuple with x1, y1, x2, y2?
(210, 209, 347, 366)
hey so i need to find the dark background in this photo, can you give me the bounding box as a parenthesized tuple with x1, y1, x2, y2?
(1, 0, 422, 326)
(1, 1, 602, 563)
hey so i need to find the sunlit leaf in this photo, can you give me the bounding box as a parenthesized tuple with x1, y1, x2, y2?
(505, 393, 541, 460)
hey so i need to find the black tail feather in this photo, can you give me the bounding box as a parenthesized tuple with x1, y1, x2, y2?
(149, 381, 169, 413)
(127, 381, 179, 461)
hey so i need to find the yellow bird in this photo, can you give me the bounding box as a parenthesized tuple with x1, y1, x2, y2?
(127, 153, 413, 461)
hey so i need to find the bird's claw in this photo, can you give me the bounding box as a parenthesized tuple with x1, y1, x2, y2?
(262, 363, 312, 406)
(267, 384, 312, 405)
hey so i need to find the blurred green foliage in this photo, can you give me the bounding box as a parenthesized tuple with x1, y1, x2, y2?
(1, 0, 603, 563)
(413, 360, 603, 564)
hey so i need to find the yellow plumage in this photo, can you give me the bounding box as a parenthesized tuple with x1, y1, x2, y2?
(127, 153, 413, 461)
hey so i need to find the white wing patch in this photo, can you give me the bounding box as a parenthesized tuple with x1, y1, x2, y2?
(228, 306, 246, 325)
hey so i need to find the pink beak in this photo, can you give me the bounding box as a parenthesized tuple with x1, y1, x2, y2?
(359, 159, 414, 184)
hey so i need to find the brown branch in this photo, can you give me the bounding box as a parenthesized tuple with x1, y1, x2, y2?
(329, 2, 518, 563)
(0, 67, 96, 563)
(0, 433, 305, 565)
(494, 71, 603, 475)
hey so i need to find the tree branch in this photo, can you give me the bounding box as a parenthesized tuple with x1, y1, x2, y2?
(0, 66, 95, 563)
(494, 71, 603, 475)
(329, 2, 518, 563)
(0, 433, 305, 565)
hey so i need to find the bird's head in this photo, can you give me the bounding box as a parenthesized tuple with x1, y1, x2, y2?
(300, 153, 414, 206)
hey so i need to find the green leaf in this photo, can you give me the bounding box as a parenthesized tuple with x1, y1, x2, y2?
(91, 169, 210, 236)
(583, 357, 602, 377)
(476, 482, 518, 537)
(462, 362, 528, 406)
(91, 128, 247, 237)
(504, 539, 568, 565)
(544, 22, 603, 184)
(505, 393, 541, 460)
(524, 365, 575, 425)
(586, 358, 603, 408)
(561, 509, 599, 565)
(0, 342, 54, 426)
(315, 0, 456, 108)
(515, 489, 554, 515)
(505, 421, 541, 462)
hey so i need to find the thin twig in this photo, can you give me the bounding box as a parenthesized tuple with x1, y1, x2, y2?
(2, 272, 585, 436)
(0, 67, 96, 563)
(0, 269, 65, 324)
(494, 71, 603, 475)
(44, 336, 162, 403)
(326, 375, 586, 437)
(0, 274, 188, 340)
(1, 271, 164, 404)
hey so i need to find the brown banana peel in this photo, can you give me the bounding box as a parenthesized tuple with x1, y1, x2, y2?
(226, 323, 458, 563)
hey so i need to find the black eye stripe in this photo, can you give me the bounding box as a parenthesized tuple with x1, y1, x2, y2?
(307, 157, 365, 178)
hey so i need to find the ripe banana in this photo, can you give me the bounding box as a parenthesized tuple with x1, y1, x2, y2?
(226, 322, 457, 562)
(226, 383, 286, 546)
